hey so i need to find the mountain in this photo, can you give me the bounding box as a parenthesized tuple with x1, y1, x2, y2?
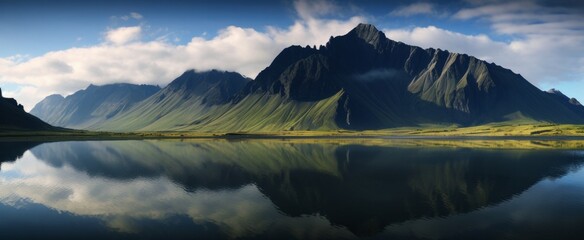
(0, 88, 54, 131)
(35, 24, 584, 132)
(218, 23, 584, 130)
(546, 88, 584, 118)
(175, 23, 584, 131)
(31, 83, 160, 129)
(95, 70, 250, 131)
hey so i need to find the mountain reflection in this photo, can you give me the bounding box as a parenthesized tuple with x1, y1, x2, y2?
(0, 141, 41, 169)
(0, 139, 583, 239)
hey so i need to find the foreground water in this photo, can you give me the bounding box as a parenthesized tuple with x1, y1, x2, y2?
(1, 139, 584, 239)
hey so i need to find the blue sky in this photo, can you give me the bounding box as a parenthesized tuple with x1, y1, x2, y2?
(0, 0, 493, 57)
(1, 0, 583, 110)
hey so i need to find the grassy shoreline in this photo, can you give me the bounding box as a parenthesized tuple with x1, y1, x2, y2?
(2, 123, 584, 140)
(2, 124, 584, 150)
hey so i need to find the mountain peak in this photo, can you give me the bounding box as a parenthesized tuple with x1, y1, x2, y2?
(547, 88, 572, 101)
(546, 88, 583, 108)
(349, 23, 387, 46)
(353, 23, 380, 33)
(547, 88, 566, 96)
(45, 94, 65, 101)
(168, 69, 247, 89)
(163, 69, 249, 105)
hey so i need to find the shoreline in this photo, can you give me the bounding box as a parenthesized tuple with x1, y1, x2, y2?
(2, 123, 584, 142)
(3, 130, 584, 141)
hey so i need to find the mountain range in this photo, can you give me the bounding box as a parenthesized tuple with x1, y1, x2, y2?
(30, 83, 160, 129)
(26, 23, 584, 132)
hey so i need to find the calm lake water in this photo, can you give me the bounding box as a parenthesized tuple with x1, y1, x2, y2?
(1, 139, 584, 239)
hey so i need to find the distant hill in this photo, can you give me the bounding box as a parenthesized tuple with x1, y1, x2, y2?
(0, 88, 54, 131)
(31, 24, 584, 132)
(31, 83, 160, 129)
(94, 70, 250, 131)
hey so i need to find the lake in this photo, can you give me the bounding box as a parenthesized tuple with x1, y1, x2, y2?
(1, 139, 584, 239)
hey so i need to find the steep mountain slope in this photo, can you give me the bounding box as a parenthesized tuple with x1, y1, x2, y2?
(0, 88, 54, 131)
(31, 83, 160, 129)
(96, 70, 250, 131)
(546, 88, 584, 118)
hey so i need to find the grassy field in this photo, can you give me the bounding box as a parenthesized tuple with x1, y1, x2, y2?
(186, 123, 584, 138)
(2, 124, 584, 150)
(2, 123, 584, 141)
(367, 123, 584, 137)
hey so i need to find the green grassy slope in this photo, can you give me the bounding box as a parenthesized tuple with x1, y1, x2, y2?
(94, 70, 253, 131)
(183, 91, 343, 132)
(97, 90, 343, 132)
(92, 90, 213, 131)
(30, 140, 342, 182)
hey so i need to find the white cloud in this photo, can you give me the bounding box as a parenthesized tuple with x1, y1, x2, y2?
(130, 12, 143, 20)
(385, 26, 507, 63)
(384, 24, 584, 88)
(453, 2, 536, 20)
(294, 0, 339, 20)
(390, 3, 435, 16)
(4, 0, 582, 112)
(0, 144, 355, 238)
(451, 1, 584, 86)
(0, 0, 365, 111)
(267, 16, 364, 49)
(105, 26, 142, 45)
(5, 54, 30, 63)
(119, 12, 144, 21)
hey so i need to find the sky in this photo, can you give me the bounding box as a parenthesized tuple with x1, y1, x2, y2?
(1, 0, 583, 111)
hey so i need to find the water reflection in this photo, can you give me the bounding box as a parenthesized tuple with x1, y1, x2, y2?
(0, 139, 583, 239)
(0, 141, 40, 169)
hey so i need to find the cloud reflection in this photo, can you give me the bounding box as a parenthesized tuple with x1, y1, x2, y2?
(0, 142, 354, 239)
